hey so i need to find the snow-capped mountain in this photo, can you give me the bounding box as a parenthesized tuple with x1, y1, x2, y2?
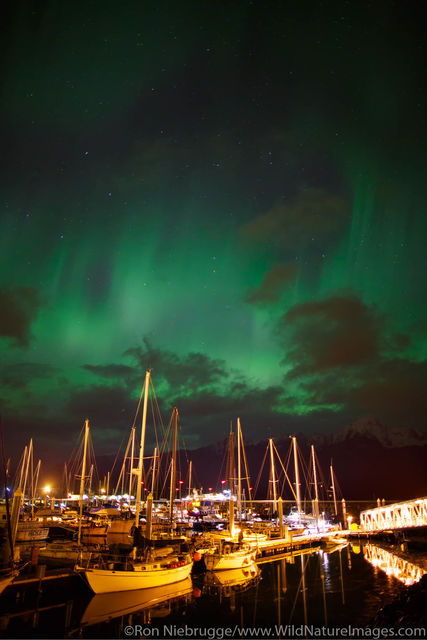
(317, 416, 427, 448)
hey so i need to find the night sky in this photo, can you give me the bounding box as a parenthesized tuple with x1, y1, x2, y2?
(1, 1, 426, 465)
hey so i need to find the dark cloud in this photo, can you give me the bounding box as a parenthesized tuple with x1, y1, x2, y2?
(279, 295, 382, 376)
(0, 362, 58, 389)
(4, 331, 424, 471)
(60, 359, 286, 452)
(83, 363, 136, 382)
(245, 264, 297, 306)
(301, 358, 427, 427)
(345, 359, 427, 425)
(66, 384, 135, 439)
(125, 339, 226, 395)
(157, 382, 286, 446)
(0, 287, 43, 346)
(385, 332, 412, 355)
(241, 188, 349, 251)
(276, 293, 426, 428)
(64, 343, 289, 449)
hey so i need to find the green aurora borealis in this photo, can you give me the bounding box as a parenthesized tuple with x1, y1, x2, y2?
(1, 1, 426, 462)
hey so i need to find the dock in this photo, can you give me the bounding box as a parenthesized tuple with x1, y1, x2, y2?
(253, 530, 348, 562)
(12, 568, 75, 586)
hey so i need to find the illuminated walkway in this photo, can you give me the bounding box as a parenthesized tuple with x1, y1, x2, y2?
(360, 497, 427, 532)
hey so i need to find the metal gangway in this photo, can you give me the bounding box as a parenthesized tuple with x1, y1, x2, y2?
(360, 497, 427, 532)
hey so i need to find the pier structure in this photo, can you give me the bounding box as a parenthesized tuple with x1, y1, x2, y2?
(360, 497, 427, 533)
(250, 529, 345, 562)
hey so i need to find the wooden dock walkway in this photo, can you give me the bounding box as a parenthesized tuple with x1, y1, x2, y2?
(253, 529, 347, 561)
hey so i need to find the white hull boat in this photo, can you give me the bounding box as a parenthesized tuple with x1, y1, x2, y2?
(81, 556, 193, 594)
(210, 530, 268, 549)
(206, 563, 259, 588)
(204, 546, 256, 571)
(80, 577, 193, 626)
(77, 372, 194, 594)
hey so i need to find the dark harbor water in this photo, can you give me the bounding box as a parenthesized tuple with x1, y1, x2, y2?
(0, 542, 426, 639)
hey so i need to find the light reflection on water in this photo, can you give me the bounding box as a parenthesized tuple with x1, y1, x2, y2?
(363, 543, 427, 585)
(73, 543, 422, 637)
(1, 542, 426, 638)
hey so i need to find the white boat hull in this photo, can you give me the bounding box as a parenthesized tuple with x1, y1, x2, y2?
(82, 560, 193, 594)
(80, 577, 193, 625)
(204, 548, 256, 571)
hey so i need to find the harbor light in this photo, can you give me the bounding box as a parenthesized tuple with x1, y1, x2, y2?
(43, 484, 51, 494)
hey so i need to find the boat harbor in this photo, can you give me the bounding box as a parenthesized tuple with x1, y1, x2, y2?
(1, 371, 426, 637)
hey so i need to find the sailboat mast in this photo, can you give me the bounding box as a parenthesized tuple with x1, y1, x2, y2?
(330, 461, 338, 516)
(188, 460, 192, 497)
(129, 427, 135, 501)
(18, 446, 27, 491)
(237, 417, 242, 522)
(269, 438, 277, 511)
(88, 464, 94, 496)
(292, 436, 302, 513)
(169, 408, 178, 523)
(63, 463, 68, 496)
(22, 439, 33, 505)
(311, 445, 319, 502)
(31, 459, 40, 520)
(30, 442, 34, 517)
(151, 447, 157, 497)
(78, 420, 89, 545)
(135, 370, 151, 527)
(33, 460, 41, 516)
(228, 424, 234, 494)
(311, 444, 320, 522)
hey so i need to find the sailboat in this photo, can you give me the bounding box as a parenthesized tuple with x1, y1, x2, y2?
(40, 420, 94, 564)
(79, 577, 193, 627)
(141, 407, 188, 547)
(0, 487, 18, 595)
(205, 563, 259, 589)
(0, 435, 19, 594)
(203, 501, 257, 570)
(204, 420, 257, 571)
(12, 440, 49, 542)
(77, 371, 193, 593)
(204, 540, 256, 571)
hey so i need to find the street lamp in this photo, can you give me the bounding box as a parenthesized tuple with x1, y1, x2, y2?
(43, 484, 51, 508)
